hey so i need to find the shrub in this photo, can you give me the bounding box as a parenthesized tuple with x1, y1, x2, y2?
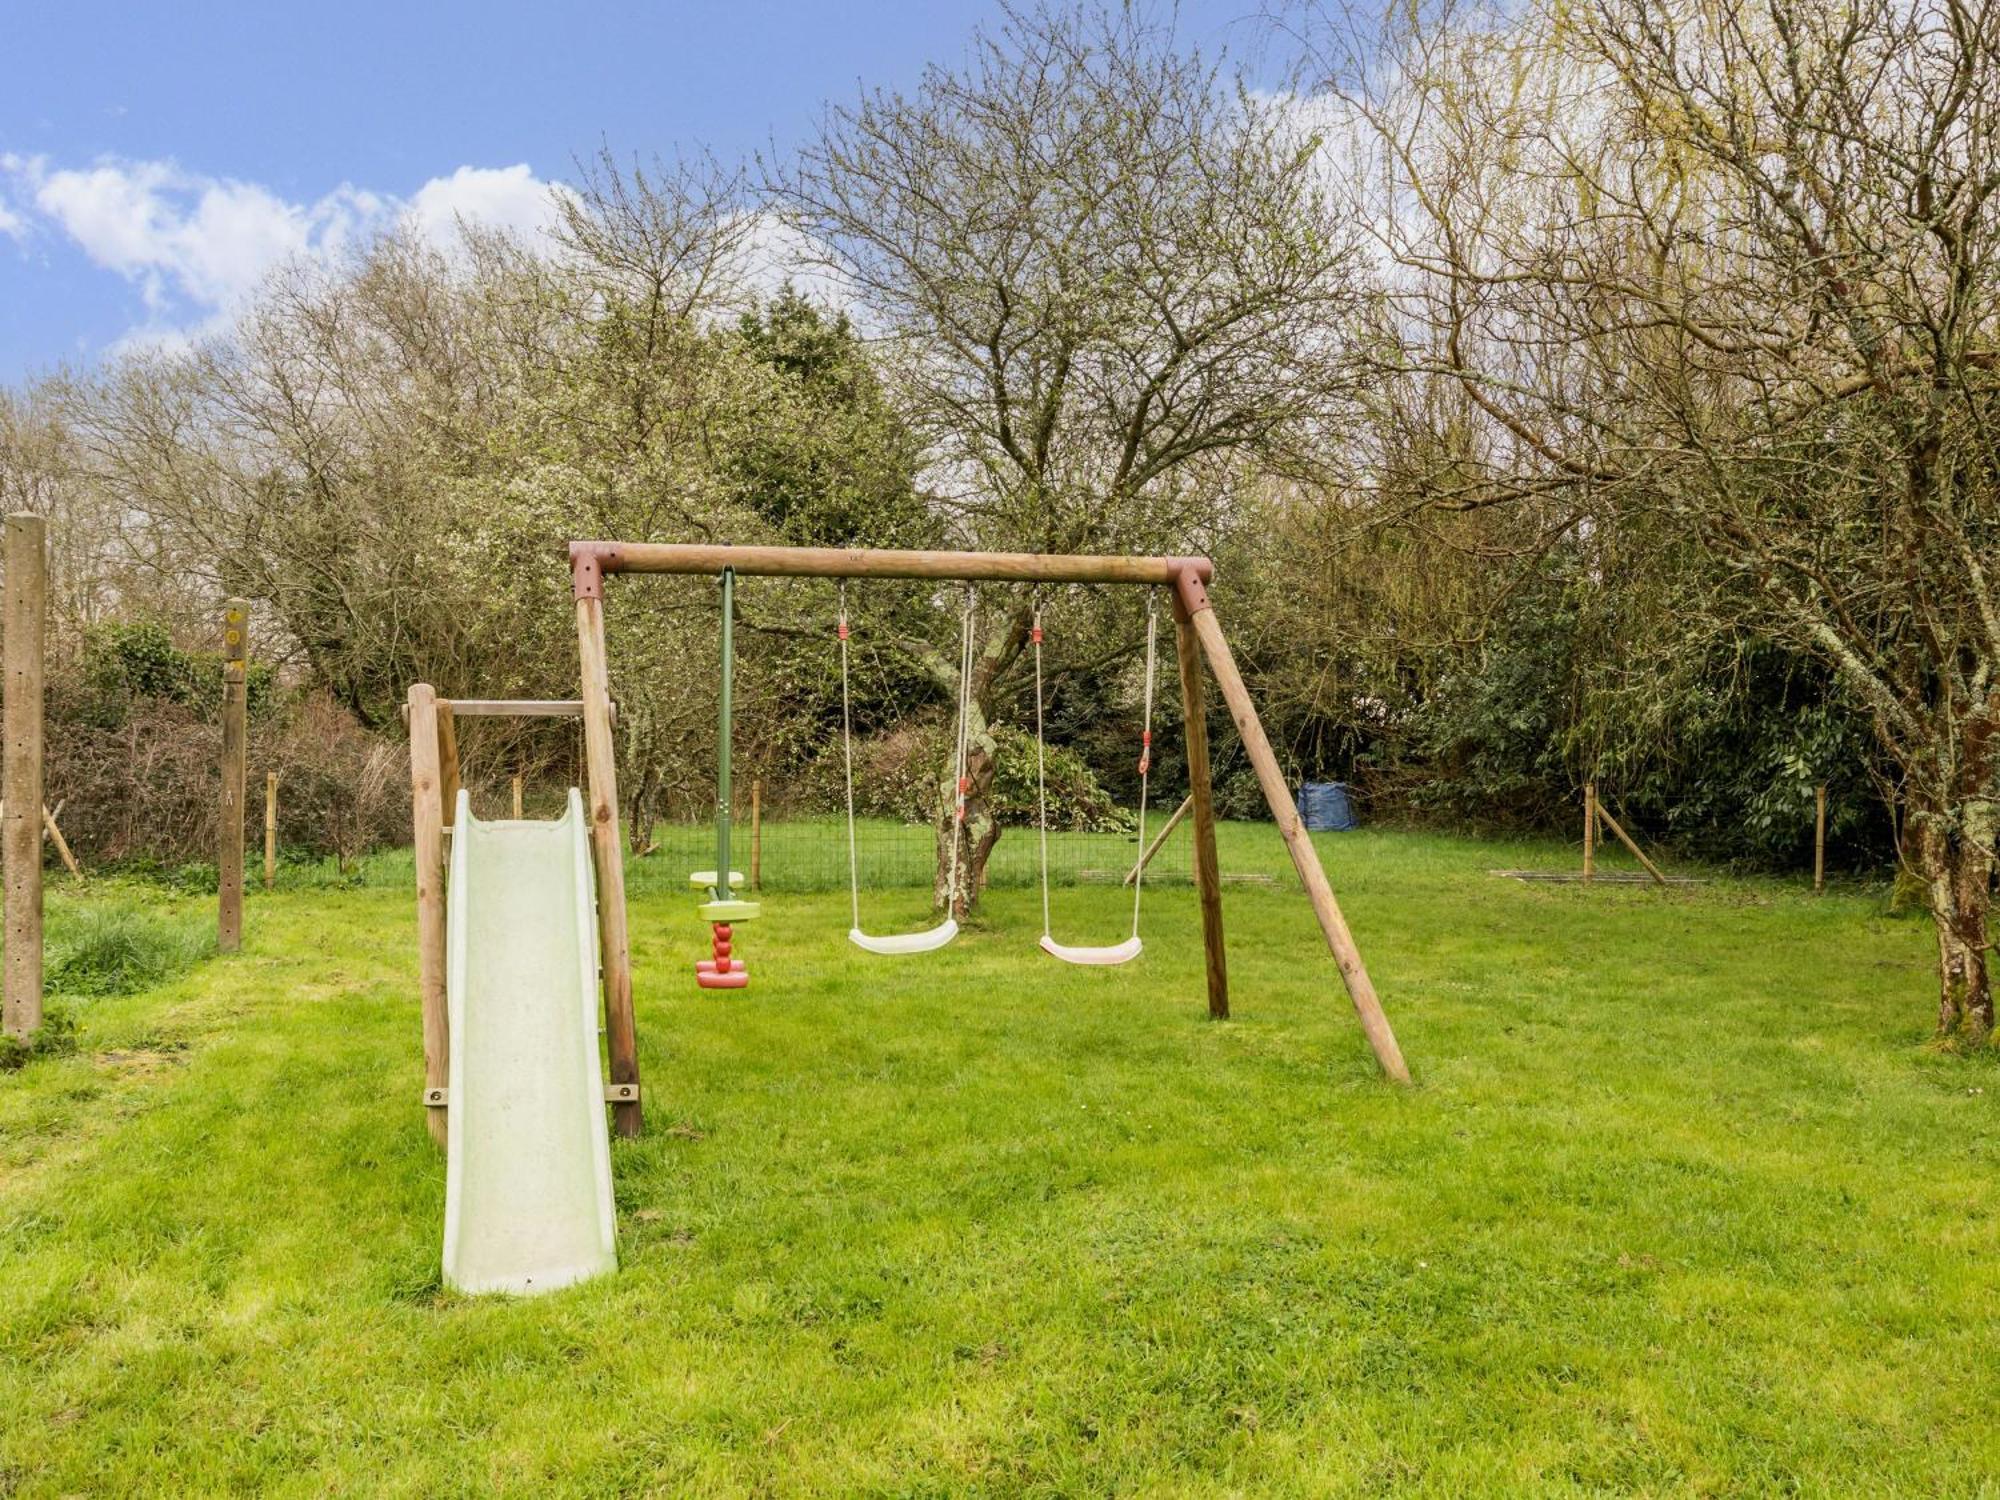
(46, 688, 409, 871)
(47, 905, 212, 998)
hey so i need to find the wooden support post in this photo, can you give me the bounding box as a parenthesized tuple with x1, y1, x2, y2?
(1814, 784, 1827, 895)
(511, 772, 524, 820)
(407, 685, 449, 1149)
(1125, 794, 1194, 887)
(1583, 782, 1596, 882)
(575, 570, 641, 1137)
(1178, 574, 1408, 1080)
(1595, 802, 1668, 886)
(41, 802, 80, 882)
(750, 777, 763, 892)
(3, 514, 45, 1039)
(1172, 595, 1229, 1020)
(218, 597, 248, 953)
(263, 771, 278, 889)
(435, 703, 461, 828)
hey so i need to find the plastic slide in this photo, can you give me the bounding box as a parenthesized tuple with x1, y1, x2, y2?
(441, 789, 617, 1295)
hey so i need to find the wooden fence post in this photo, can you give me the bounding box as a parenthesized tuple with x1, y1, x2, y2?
(407, 685, 449, 1148)
(218, 598, 248, 953)
(1596, 801, 1668, 886)
(750, 777, 762, 892)
(1125, 794, 1194, 887)
(511, 772, 524, 820)
(1814, 784, 1827, 895)
(41, 802, 80, 882)
(3, 514, 45, 1039)
(264, 771, 278, 889)
(1583, 782, 1596, 881)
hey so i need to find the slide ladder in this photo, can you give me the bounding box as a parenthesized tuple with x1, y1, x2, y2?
(441, 789, 617, 1295)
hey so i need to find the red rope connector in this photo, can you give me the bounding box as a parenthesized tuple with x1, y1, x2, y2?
(837, 620, 849, 640)
(1031, 625, 1042, 644)
(1138, 729, 1152, 776)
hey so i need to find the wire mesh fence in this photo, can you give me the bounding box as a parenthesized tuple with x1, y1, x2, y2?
(624, 813, 1207, 894)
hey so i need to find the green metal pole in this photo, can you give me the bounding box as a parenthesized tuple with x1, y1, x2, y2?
(716, 567, 734, 893)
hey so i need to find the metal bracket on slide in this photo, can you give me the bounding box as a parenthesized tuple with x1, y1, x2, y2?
(422, 1083, 640, 1107)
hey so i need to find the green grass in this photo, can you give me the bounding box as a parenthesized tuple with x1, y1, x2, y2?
(1, 824, 1997, 1495)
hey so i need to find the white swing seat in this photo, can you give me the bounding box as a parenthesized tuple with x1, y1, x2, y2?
(849, 919, 959, 956)
(1039, 934, 1143, 966)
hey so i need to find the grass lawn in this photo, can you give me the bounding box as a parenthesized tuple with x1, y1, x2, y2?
(2, 823, 1998, 1495)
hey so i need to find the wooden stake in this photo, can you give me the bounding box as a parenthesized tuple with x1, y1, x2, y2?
(1595, 802, 1668, 886)
(1814, 784, 1827, 895)
(1180, 578, 1408, 1079)
(407, 684, 449, 1149)
(264, 771, 278, 889)
(1125, 794, 1194, 886)
(41, 802, 80, 882)
(435, 703, 461, 828)
(218, 597, 248, 953)
(1583, 782, 1596, 882)
(576, 589, 641, 1137)
(750, 777, 762, 892)
(1172, 596, 1229, 1020)
(511, 772, 524, 820)
(3, 515, 45, 1039)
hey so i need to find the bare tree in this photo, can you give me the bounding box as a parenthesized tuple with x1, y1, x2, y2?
(1325, 0, 2000, 1038)
(778, 0, 1369, 910)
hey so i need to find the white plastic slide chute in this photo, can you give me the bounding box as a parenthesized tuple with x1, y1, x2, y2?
(442, 788, 617, 1296)
(850, 919, 959, 956)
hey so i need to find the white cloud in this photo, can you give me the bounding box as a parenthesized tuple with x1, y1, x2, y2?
(729, 210, 864, 322)
(403, 163, 569, 247)
(0, 153, 567, 348)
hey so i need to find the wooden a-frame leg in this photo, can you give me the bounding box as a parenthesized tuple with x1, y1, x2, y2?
(1173, 595, 1229, 1020)
(1175, 573, 1410, 1083)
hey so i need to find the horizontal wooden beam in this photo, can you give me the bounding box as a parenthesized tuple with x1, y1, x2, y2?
(399, 698, 613, 722)
(569, 541, 1212, 588)
(440, 699, 587, 718)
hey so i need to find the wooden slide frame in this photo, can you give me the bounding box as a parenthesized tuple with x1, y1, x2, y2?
(566, 542, 1411, 1139)
(406, 691, 601, 1148)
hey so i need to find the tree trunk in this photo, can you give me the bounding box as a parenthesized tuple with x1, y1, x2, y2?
(928, 603, 1031, 918)
(933, 706, 1000, 918)
(1910, 806, 1996, 1042)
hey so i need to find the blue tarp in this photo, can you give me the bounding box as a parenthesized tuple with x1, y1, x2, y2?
(1296, 781, 1357, 832)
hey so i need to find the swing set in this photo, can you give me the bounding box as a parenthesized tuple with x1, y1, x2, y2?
(568, 541, 1411, 1138)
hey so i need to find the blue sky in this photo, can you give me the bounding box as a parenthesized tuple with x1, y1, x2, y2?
(0, 0, 1284, 384)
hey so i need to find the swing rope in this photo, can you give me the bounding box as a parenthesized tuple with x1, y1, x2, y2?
(1129, 593, 1158, 940)
(947, 586, 975, 908)
(1035, 590, 1158, 960)
(838, 581, 860, 934)
(838, 581, 976, 954)
(1034, 594, 1051, 940)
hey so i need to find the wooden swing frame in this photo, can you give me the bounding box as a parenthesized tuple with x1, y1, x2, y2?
(567, 541, 1412, 1139)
